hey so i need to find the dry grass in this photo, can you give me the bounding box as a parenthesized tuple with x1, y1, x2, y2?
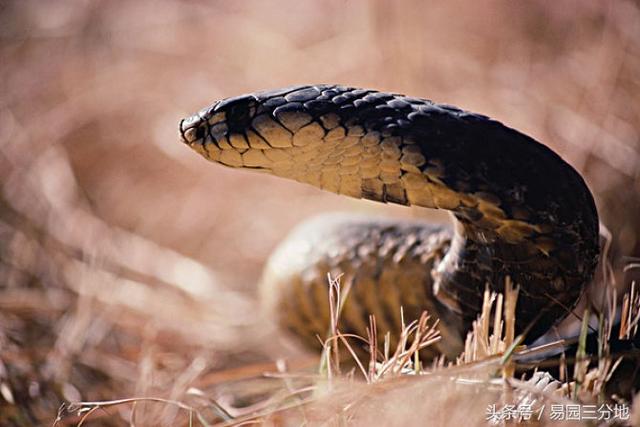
(1, 1, 640, 425)
(52, 272, 637, 426)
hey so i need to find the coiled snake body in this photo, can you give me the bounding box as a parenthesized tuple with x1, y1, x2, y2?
(180, 84, 600, 358)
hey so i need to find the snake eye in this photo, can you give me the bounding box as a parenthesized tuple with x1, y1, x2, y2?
(215, 94, 257, 132)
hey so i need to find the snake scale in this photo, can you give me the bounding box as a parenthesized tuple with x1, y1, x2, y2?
(180, 84, 600, 358)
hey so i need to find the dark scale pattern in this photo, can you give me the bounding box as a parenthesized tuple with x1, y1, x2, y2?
(180, 84, 601, 352)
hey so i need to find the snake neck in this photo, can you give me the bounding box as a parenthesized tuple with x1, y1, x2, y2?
(180, 84, 601, 342)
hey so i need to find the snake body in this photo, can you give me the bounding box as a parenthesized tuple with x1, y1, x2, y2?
(180, 84, 600, 356)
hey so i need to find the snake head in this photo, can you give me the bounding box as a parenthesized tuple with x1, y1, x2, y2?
(180, 94, 266, 167)
(180, 86, 353, 176)
(180, 90, 310, 173)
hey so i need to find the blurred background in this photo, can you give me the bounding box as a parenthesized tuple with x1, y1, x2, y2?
(1, 0, 639, 424)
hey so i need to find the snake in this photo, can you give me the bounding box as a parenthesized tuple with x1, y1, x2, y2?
(179, 84, 600, 359)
